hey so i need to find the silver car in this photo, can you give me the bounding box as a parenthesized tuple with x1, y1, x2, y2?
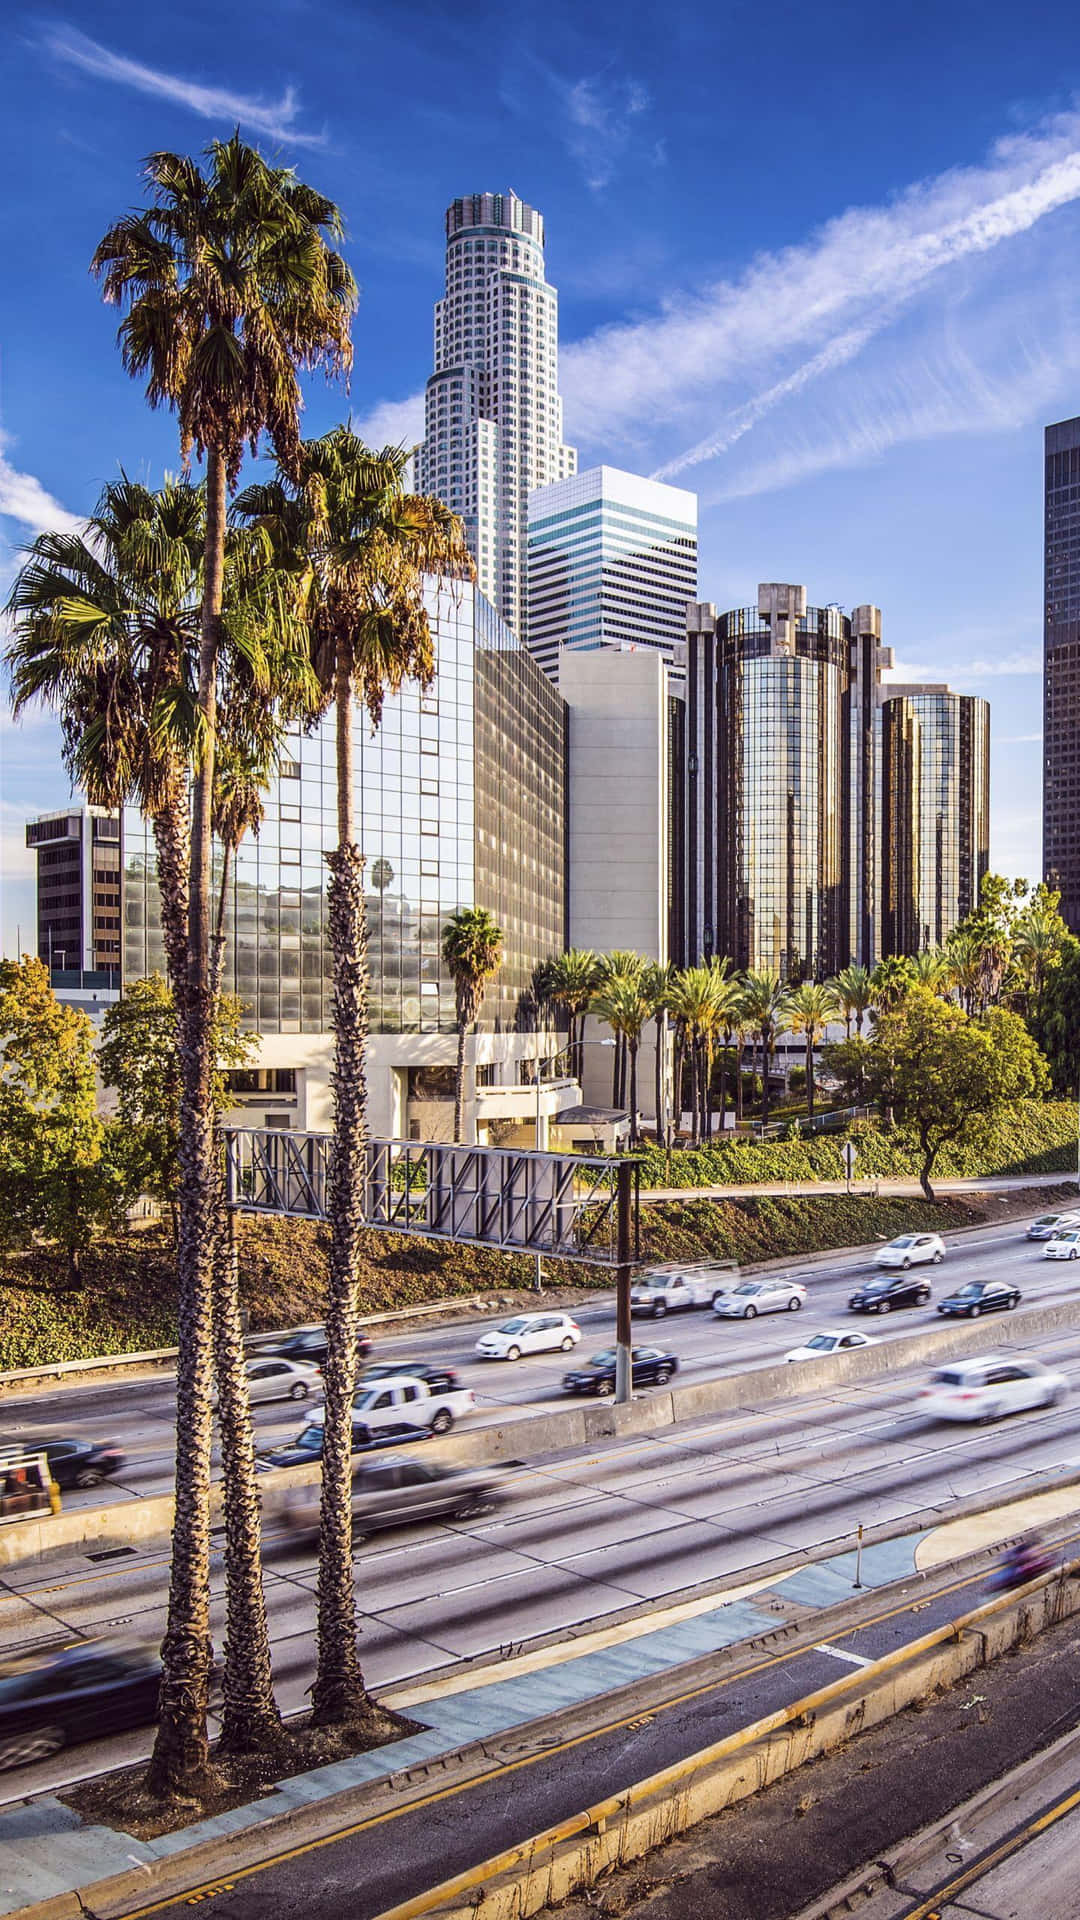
(227, 1357, 322, 1405)
(1027, 1211, 1080, 1242)
(715, 1279, 807, 1320)
(284, 1458, 503, 1542)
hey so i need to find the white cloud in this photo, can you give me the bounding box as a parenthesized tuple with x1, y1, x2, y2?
(43, 27, 326, 148)
(563, 75, 652, 192)
(886, 651, 1041, 681)
(0, 433, 82, 538)
(553, 106, 1080, 462)
(356, 394, 426, 451)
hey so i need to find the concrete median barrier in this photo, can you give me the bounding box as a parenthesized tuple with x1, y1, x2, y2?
(369, 1563, 1080, 1920)
(6, 1290, 1080, 1568)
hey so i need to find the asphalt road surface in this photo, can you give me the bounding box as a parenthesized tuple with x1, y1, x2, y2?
(0, 1210, 1075, 1509)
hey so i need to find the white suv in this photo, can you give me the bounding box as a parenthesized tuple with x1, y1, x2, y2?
(475, 1312, 581, 1361)
(918, 1355, 1068, 1422)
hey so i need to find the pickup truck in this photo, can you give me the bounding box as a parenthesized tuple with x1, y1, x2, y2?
(630, 1262, 739, 1318)
(305, 1375, 476, 1446)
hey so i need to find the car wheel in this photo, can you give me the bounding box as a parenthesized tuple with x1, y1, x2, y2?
(932, 1251, 944, 1264)
(901, 1257, 911, 1270)
(917, 1290, 930, 1305)
(979, 1401, 1002, 1425)
(655, 1365, 673, 1384)
(787, 1296, 801, 1311)
(560, 1336, 575, 1352)
(454, 1497, 494, 1520)
(74, 1467, 103, 1489)
(743, 1305, 757, 1320)
(506, 1346, 521, 1362)
(290, 1382, 309, 1401)
(652, 1301, 667, 1319)
(711, 1291, 727, 1308)
(1071, 1249, 1078, 1262)
(878, 1300, 891, 1314)
(1008, 1295, 1020, 1309)
(430, 1409, 453, 1434)
(1051, 1384, 1068, 1407)
(593, 1379, 608, 1395)
(969, 1305, 980, 1319)
(0, 1726, 65, 1770)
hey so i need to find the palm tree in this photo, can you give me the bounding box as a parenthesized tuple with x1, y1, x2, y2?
(870, 954, 915, 1016)
(909, 948, 951, 995)
(6, 477, 312, 1765)
(830, 963, 872, 1038)
(544, 950, 601, 1084)
(708, 965, 743, 1137)
(91, 137, 355, 1795)
(641, 962, 672, 1144)
(783, 981, 837, 1120)
(597, 951, 647, 1106)
(591, 973, 653, 1147)
(442, 910, 505, 1143)
(668, 966, 723, 1147)
(739, 969, 788, 1128)
(1012, 889, 1066, 1010)
(235, 428, 471, 1728)
(945, 928, 980, 1016)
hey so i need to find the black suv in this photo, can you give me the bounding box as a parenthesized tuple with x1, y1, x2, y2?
(848, 1273, 931, 1314)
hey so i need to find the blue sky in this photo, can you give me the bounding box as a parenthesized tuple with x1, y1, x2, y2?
(3, 0, 1079, 953)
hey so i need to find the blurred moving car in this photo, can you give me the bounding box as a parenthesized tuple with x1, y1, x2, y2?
(283, 1457, 504, 1543)
(918, 1355, 1068, 1422)
(1026, 1212, 1080, 1242)
(715, 1280, 806, 1320)
(874, 1234, 945, 1270)
(258, 1326, 372, 1364)
(784, 1330, 877, 1362)
(362, 1360, 461, 1393)
(0, 1452, 60, 1523)
(0, 1438, 124, 1492)
(561, 1346, 678, 1394)
(0, 1641, 160, 1770)
(849, 1271, 932, 1314)
(630, 1264, 738, 1317)
(259, 1422, 327, 1470)
(936, 1280, 1021, 1318)
(216, 1357, 322, 1407)
(475, 1312, 581, 1360)
(1044, 1228, 1080, 1262)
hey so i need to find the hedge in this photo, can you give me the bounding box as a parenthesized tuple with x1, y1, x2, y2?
(633, 1099, 1079, 1189)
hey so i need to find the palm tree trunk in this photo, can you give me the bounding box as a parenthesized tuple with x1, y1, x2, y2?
(719, 1031, 730, 1133)
(147, 447, 226, 1798)
(453, 1013, 468, 1144)
(654, 1015, 663, 1145)
(611, 1036, 620, 1107)
(760, 1028, 771, 1128)
(688, 1039, 699, 1148)
(806, 1029, 815, 1119)
(735, 1039, 744, 1123)
(628, 1040, 639, 1147)
(151, 779, 190, 997)
(313, 657, 370, 1728)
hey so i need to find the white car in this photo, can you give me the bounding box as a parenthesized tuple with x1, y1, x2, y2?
(474, 1312, 581, 1361)
(785, 1329, 878, 1363)
(918, 1355, 1068, 1422)
(221, 1357, 322, 1406)
(715, 1279, 807, 1320)
(874, 1233, 945, 1270)
(1044, 1228, 1080, 1261)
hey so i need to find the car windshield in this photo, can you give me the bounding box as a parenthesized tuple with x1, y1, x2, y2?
(889, 1237, 916, 1249)
(805, 1335, 835, 1351)
(498, 1319, 529, 1334)
(293, 1427, 323, 1451)
(587, 1350, 616, 1366)
(734, 1284, 761, 1296)
(953, 1285, 983, 1298)
(862, 1278, 888, 1291)
(1056, 1232, 1080, 1243)
(1035, 1216, 1060, 1228)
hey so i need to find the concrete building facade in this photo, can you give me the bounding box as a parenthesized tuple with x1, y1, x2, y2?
(527, 466, 698, 682)
(416, 191, 576, 644)
(24, 805, 122, 995)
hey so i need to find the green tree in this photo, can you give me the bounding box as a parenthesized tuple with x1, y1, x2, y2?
(0, 959, 125, 1283)
(908, 948, 951, 994)
(591, 972, 653, 1148)
(782, 981, 837, 1120)
(641, 961, 672, 1144)
(869, 954, 915, 1015)
(1028, 933, 1080, 1092)
(596, 952, 647, 1108)
(442, 910, 505, 1145)
(668, 966, 726, 1146)
(543, 950, 602, 1084)
(873, 987, 1048, 1199)
(1013, 884, 1068, 1012)
(829, 963, 872, 1038)
(91, 135, 354, 1797)
(739, 968, 788, 1128)
(236, 427, 470, 1726)
(98, 976, 256, 1234)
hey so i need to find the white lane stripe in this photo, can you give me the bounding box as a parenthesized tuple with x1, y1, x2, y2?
(814, 1641, 873, 1668)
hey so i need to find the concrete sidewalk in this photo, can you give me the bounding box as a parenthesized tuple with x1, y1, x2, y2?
(3, 1478, 1080, 1920)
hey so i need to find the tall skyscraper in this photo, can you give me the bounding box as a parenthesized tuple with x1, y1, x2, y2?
(1044, 415, 1080, 928)
(527, 466, 698, 681)
(881, 689, 990, 954)
(417, 191, 576, 644)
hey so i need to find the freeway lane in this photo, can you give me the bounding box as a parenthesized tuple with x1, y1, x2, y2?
(4, 1309, 1080, 1801)
(0, 1210, 1077, 1507)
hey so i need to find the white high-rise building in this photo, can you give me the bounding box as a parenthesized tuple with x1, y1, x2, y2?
(417, 191, 576, 644)
(527, 466, 698, 682)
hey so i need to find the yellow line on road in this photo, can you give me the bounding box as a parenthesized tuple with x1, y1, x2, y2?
(898, 1782, 1080, 1919)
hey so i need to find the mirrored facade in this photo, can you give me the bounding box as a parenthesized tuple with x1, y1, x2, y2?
(123, 581, 567, 1036)
(1044, 416, 1080, 929)
(881, 692, 990, 954)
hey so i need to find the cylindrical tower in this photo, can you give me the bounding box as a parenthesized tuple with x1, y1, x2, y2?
(880, 690, 990, 954)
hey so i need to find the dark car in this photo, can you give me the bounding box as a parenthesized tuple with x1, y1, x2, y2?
(0, 1438, 126, 1491)
(561, 1346, 678, 1396)
(258, 1420, 427, 1471)
(362, 1360, 461, 1393)
(937, 1279, 1021, 1319)
(0, 1642, 160, 1770)
(259, 1327, 371, 1366)
(848, 1272, 932, 1314)
(283, 1458, 504, 1543)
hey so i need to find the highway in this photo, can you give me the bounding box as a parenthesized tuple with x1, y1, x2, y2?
(0, 1210, 1077, 1508)
(2, 1261, 1080, 1800)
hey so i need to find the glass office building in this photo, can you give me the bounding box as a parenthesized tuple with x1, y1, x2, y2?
(881, 691, 990, 954)
(122, 581, 567, 1039)
(1044, 415, 1080, 929)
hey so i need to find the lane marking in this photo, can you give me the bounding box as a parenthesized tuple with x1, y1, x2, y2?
(898, 1780, 1080, 1920)
(813, 1642, 873, 1669)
